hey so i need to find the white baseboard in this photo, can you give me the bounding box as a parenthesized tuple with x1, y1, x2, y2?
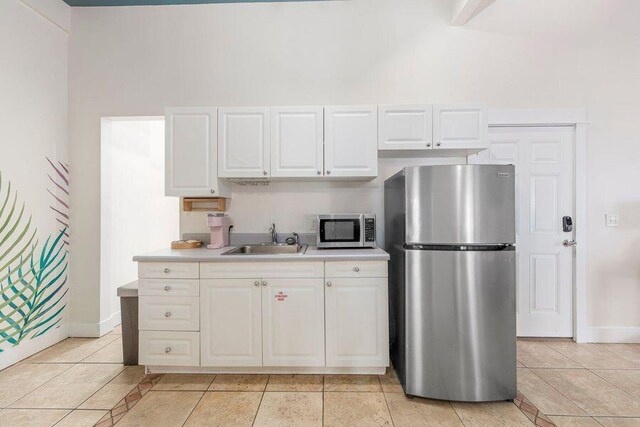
(69, 311, 121, 338)
(0, 324, 68, 370)
(588, 327, 640, 343)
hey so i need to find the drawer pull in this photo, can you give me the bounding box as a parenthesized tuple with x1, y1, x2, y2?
(254, 280, 260, 287)
(165, 312, 172, 318)
(165, 347, 172, 354)
(354, 267, 360, 272)
(262, 281, 267, 286)
(163, 285, 171, 292)
(326, 281, 332, 287)
(163, 268, 170, 274)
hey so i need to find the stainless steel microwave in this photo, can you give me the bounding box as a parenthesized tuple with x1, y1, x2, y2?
(316, 214, 376, 248)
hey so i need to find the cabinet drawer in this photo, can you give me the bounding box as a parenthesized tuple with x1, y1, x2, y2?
(325, 261, 388, 278)
(200, 261, 324, 279)
(139, 279, 199, 297)
(139, 296, 199, 331)
(139, 331, 199, 366)
(138, 262, 199, 279)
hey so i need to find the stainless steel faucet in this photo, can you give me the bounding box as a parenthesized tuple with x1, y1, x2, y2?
(269, 223, 277, 244)
(292, 232, 299, 245)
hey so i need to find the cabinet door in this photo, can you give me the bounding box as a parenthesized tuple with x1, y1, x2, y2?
(324, 105, 378, 178)
(433, 104, 488, 150)
(378, 105, 433, 150)
(325, 278, 389, 367)
(165, 107, 221, 196)
(262, 278, 325, 367)
(218, 107, 270, 178)
(200, 279, 262, 366)
(271, 106, 324, 177)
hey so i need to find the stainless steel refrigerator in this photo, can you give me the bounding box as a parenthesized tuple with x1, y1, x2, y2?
(385, 165, 516, 402)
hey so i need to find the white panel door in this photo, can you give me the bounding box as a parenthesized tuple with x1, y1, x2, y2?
(262, 278, 325, 366)
(165, 107, 221, 196)
(325, 278, 389, 367)
(218, 107, 270, 178)
(433, 104, 488, 150)
(200, 279, 262, 366)
(378, 105, 433, 150)
(324, 105, 378, 177)
(271, 106, 324, 177)
(469, 126, 574, 337)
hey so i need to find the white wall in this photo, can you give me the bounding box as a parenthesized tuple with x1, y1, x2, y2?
(0, 0, 69, 368)
(100, 119, 179, 334)
(68, 0, 640, 339)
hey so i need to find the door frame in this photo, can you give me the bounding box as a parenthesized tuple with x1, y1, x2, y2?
(487, 109, 589, 343)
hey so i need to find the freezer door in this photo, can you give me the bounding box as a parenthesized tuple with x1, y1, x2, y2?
(405, 165, 515, 245)
(404, 248, 516, 401)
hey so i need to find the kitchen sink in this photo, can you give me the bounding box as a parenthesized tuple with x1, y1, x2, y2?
(222, 244, 307, 256)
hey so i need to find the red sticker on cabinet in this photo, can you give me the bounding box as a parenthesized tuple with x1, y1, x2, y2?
(275, 291, 288, 302)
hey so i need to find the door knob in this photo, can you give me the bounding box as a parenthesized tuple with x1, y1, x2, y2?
(563, 240, 577, 247)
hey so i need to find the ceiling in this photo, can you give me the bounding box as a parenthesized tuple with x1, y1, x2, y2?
(63, 0, 323, 6)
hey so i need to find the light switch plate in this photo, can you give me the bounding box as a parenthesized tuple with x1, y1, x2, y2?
(605, 213, 619, 227)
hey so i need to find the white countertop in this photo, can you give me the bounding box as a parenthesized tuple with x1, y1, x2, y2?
(133, 245, 390, 262)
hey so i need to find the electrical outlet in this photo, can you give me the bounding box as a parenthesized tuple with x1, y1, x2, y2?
(605, 213, 619, 227)
(310, 218, 318, 232)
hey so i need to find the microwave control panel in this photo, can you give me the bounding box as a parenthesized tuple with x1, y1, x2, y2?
(364, 218, 375, 243)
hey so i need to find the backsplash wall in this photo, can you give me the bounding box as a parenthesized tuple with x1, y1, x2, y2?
(180, 157, 466, 248)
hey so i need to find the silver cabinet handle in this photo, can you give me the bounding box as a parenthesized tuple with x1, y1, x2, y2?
(563, 240, 577, 247)
(165, 347, 172, 354)
(436, 142, 442, 147)
(254, 280, 260, 287)
(262, 281, 268, 286)
(326, 281, 332, 287)
(354, 267, 360, 272)
(163, 268, 170, 273)
(317, 170, 321, 175)
(210, 189, 215, 194)
(165, 312, 172, 318)
(326, 170, 331, 175)
(164, 285, 171, 292)
(426, 143, 432, 147)
(263, 171, 268, 176)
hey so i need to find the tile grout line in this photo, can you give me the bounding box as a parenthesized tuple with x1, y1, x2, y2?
(588, 368, 640, 402)
(180, 374, 216, 426)
(379, 375, 396, 427)
(250, 375, 269, 427)
(521, 366, 593, 417)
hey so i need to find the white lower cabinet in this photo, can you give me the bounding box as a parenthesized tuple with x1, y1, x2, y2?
(262, 278, 325, 367)
(139, 260, 389, 371)
(325, 277, 389, 367)
(200, 279, 262, 367)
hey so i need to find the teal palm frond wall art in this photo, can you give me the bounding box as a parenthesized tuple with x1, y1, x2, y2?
(0, 159, 70, 352)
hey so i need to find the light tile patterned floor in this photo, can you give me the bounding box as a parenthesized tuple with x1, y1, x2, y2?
(3, 330, 640, 426)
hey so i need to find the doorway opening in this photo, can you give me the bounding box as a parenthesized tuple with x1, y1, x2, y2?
(100, 117, 179, 331)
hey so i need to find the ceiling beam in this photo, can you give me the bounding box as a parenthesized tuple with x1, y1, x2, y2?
(451, 0, 496, 26)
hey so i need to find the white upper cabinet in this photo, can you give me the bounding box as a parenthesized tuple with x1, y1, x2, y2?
(324, 105, 378, 178)
(271, 107, 324, 177)
(218, 107, 270, 178)
(433, 104, 488, 150)
(378, 105, 433, 150)
(165, 107, 228, 197)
